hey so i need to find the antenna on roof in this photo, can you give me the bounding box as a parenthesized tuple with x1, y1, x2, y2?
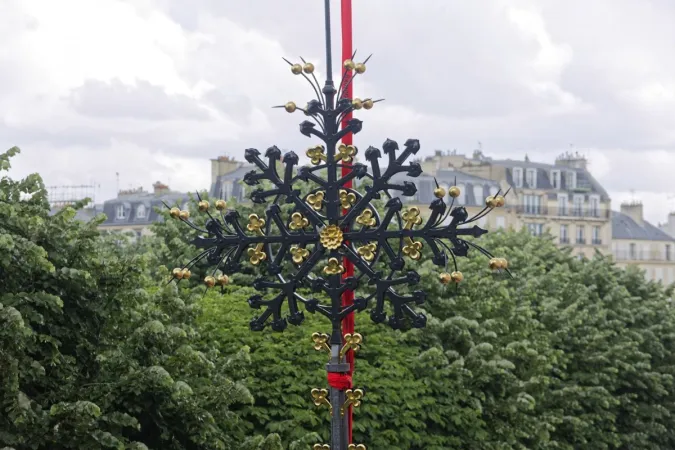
(116, 172, 120, 194)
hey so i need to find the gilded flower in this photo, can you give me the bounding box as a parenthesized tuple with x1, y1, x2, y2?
(402, 238, 423, 260)
(339, 189, 357, 209)
(290, 245, 310, 264)
(247, 244, 267, 265)
(402, 207, 423, 229)
(307, 191, 325, 211)
(357, 242, 377, 262)
(247, 214, 266, 233)
(355, 209, 376, 228)
(323, 257, 345, 276)
(337, 143, 357, 163)
(289, 212, 310, 230)
(306, 145, 326, 165)
(320, 224, 343, 250)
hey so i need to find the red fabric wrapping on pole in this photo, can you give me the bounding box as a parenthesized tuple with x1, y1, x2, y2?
(340, 0, 355, 443)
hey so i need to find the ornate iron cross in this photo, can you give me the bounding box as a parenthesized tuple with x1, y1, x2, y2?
(166, 2, 509, 448)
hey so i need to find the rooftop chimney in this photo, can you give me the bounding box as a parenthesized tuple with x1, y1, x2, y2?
(153, 181, 170, 196)
(621, 200, 644, 226)
(555, 151, 588, 170)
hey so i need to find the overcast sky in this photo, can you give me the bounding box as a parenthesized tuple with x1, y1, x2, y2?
(2, 0, 675, 224)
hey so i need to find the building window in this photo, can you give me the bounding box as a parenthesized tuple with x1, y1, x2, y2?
(527, 223, 543, 236)
(592, 226, 601, 245)
(589, 195, 600, 218)
(496, 216, 505, 229)
(489, 186, 499, 196)
(136, 204, 146, 219)
(523, 194, 541, 214)
(473, 184, 484, 205)
(576, 225, 585, 244)
(629, 243, 637, 260)
(525, 168, 537, 189)
(222, 181, 233, 200)
(565, 171, 576, 189)
(512, 167, 523, 188)
(667, 244, 672, 261)
(560, 224, 569, 244)
(116, 204, 126, 220)
(558, 193, 568, 216)
(550, 170, 561, 189)
(457, 183, 466, 205)
(572, 194, 584, 216)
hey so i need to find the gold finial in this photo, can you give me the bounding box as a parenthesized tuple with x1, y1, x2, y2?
(290, 246, 310, 264)
(311, 388, 332, 414)
(247, 214, 266, 234)
(356, 209, 376, 227)
(323, 257, 345, 276)
(343, 59, 355, 70)
(348, 445, 367, 450)
(172, 268, 184, 279)
(352, 98, 363, 110)
(339, 189, 357, 209)
(306, 145, 327, 165)
(291, 63, 303, 74)
(284, 101, 297, 113)
(354, 62, 366, 74)
(341, 389, 364, 416)
(247, 245, 267, 265)
(485, 196, 497, 208)
(179, 210, 190, 220)
(357, 243, 377, 262)
(489, 258, 508, 270)
(439, 272, 452, 284)
(337, 144, 357, 163)
(204, 276, 216, 288)
(289, 212, 310, 230)
(495, 195, 505, 207)
(303, 62, 315, 74)
(434, 187, 446, 198)
(451, 271, 464, 283)
(363, 99, 374, 110)
(340, 333, 363, 357)
(216, 274, 229, 286)
(402, 207, 423, 230)
(313, 445, 330, 450)
(169, 207, 180, 219)
(307, 191, 325, 211)
(311, 332, 331, 352)
(448, 186, 461, 198)
(198, 200, 209, 212)
(181, 268, 191, 280)
(215, 199, 227, 211)
(402, 238, 423, 260)
(489, 258, 499, 270)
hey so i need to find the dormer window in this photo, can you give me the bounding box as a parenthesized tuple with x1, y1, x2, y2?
(550, 170, 561, 189)
(565, 171, 576, 189)
(525, 168, 537, 189)
(116, 204, 126, 220)
(512, 167, 523, 188)
(136, 204, 146, 219)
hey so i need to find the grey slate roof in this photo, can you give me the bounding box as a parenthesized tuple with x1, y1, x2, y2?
(612, 211, 675, 241)
(209, 165, 253, 201)
(390, 169, 500, 207)
(100, 191, 189, 226)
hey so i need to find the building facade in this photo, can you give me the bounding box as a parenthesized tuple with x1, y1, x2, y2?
(209, 155, 254, 202)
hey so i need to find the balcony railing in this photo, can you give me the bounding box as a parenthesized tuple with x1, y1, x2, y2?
(576, 238, 586, 245)
(614, 251, 674, 262)
(554, 207, 610, 218)
(516, 205, 548, 215)
(560, 237, 570, 244)
(592, 239, 602, 245)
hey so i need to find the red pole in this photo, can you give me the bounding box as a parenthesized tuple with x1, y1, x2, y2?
(340, 0, 355, 444)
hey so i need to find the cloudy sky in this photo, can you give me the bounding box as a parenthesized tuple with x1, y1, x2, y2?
(2, 0, 675, 224)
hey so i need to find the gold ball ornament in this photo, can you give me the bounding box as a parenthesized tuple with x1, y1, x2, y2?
(363, 98, 374, 110)
(215, 200, 227, 211)
(172, 268, 184, 279)
(354, 62, 366, 74)
(450, 271, 464, 283)
(179, 210, 190, 220)
(343, 59, 355, 70)
(434, 187, 446, 199)
(181, 268, 192, 279)
(303, 62, 315, 74)
(284, 102, 297, 113)
(489, 258, 500, 270)
(498, 258, 509, 269)
(204, 276, 216, 288)
(352, 98, 363, 110)
(486, 196, 497, 208)
(291, 63, 303, 74)
(495, 195, 505, 207)
(216, 274, 230, 286)
(198, 200, 209, 212)
(439, 272, 452, 284)
(448, 186, 461, 198)
(169, 207, 180, 219)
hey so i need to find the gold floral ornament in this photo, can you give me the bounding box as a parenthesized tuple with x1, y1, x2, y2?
(341, 388, 364, 416)
(402, 207, 423, 230)
(307, 191, 325, 211)
(290, 246, 310, 264)
(340, 333, 363, 357)
(313, 445, 330, 450)
(337, 143, 357, 163)
(320, 225, 343, 250)
(247, 214, 266, 234)
(356, 209, 376, 227)
(348, 445, 367, 450)
(311, 332, 330, 352)
(339, 189, 357, 209)
(311, 388, 332, 414)
(402, 237, 423, 260)
(289, 212, 310, 230)
(247, 246, 267, 265)
(323, 257, 345, 276)
(306, 145, 326, 165)
(246, 213, 267, 265)
(357, 242, 377, 262)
